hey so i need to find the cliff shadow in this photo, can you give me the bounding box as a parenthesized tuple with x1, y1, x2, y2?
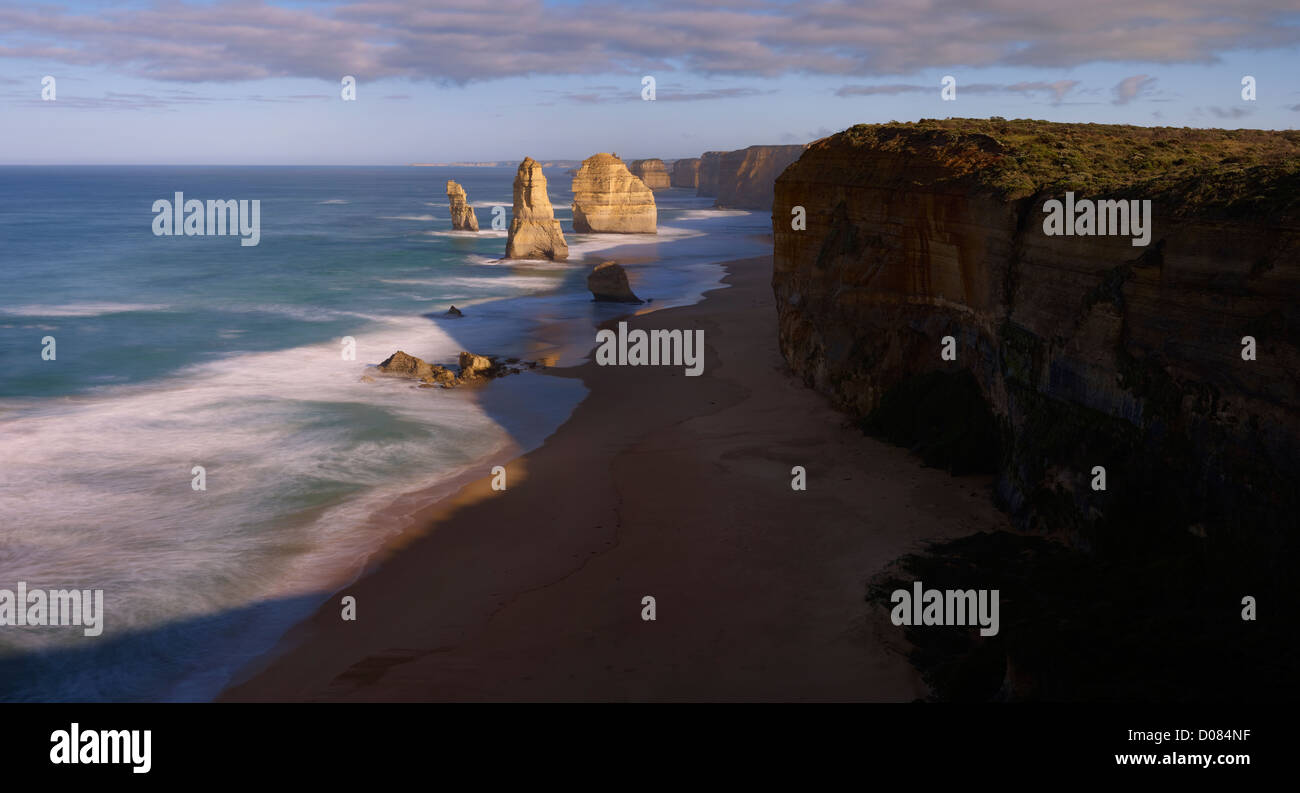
(0, 592, 331, 702)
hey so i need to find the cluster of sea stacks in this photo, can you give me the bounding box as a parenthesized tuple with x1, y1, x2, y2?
(443, 144, 810, 257)
(407, 142, 808, 389)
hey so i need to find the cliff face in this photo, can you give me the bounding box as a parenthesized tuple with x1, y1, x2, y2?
(671, 158, 700, 189)
(446, 180, 479, 231)
(506, 157, 568, 260)
(571, 154, 657, 233)
(773, 120, 1300, 561)
(629, 158, 670, 190)
(696, 151, 725, 197)
(714, 144, 807, 210)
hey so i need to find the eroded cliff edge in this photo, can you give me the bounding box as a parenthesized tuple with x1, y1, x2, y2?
(773, 120, 1300, 574)
(714, 144, 806, 210)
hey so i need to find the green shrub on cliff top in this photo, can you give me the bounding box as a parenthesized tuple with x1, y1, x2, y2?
(834, 119, 1300, 213)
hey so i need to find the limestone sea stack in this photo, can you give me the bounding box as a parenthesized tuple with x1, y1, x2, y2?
(446, 180, 479, 231)
(570, 154, 657, 234)
(505, 157, 568, 260)
(671, 158, 701, 189)
(629, 158, 671, 190)
(586, 260, 642, 303)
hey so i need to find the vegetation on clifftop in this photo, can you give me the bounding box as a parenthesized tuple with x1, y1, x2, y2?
(831, 118, 1300, 215)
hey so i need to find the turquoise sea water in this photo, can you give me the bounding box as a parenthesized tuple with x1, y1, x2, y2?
(0, 166, 771, 700)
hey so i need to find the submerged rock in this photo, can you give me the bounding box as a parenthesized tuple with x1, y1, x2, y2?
(586, 260, 643, 303)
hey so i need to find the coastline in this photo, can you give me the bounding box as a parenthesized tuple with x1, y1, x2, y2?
(220, 255, 1012, 702)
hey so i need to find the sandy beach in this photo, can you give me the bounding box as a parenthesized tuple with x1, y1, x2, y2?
(220, 255, 1011, 702)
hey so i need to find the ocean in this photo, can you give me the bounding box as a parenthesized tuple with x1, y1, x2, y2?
(0, 165, 771, 701)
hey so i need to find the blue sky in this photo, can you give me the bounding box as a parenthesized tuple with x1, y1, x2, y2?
(1, 0, 1297, 164)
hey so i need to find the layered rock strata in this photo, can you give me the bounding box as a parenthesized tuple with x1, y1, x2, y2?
(570, 154, 657, 233)
(629, 158, 670, 190)
(772, 119, 1300, 566)
(505, 157, 568, 260)
(671, 158, 700, 189)
(713, 145, 806, 210)
(446, 180, 478, 231)
(696, 151, 725, 197)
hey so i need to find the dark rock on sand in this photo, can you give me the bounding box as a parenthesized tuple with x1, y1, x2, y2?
(586, 260, 643, 303)
(375, 349, 535, 389)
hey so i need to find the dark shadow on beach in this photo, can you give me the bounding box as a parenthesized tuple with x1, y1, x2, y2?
(0, 592, 330, 702)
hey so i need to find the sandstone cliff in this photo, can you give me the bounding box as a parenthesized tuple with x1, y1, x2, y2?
(505, 157, 568, 260)
(696, 151, 725, 197)
(571, 154, 657, 233)
(773, 119, 1300, 570)
(446, 180, 479, 231)
(629, 158, 670, 190)
(713, 144, 806, 210)
(671, 158, 700, 189)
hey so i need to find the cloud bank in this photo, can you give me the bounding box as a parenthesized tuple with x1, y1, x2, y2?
(0, 0, 1296, 84)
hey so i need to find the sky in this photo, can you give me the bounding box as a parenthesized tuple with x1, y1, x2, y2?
(0, 0, 1298, 164)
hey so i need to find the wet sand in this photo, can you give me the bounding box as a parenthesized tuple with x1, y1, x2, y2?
(220, 255, 1010, 701)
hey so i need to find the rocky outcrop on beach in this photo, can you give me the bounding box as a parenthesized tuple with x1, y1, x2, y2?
(377, 350, 457, 385)
(376, 349, 531, 387)
(570, 154, 657, 233)
(772, 119, 1300, 566)
(696, 151, 725, 197)
(629, 159, 670, 190)
(457, 351, 494, 378)
(586, 260, 643, 303)
(446, 180, 479, 231)
(505, 157, 568, 260)
(671, 158, 701, 189)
